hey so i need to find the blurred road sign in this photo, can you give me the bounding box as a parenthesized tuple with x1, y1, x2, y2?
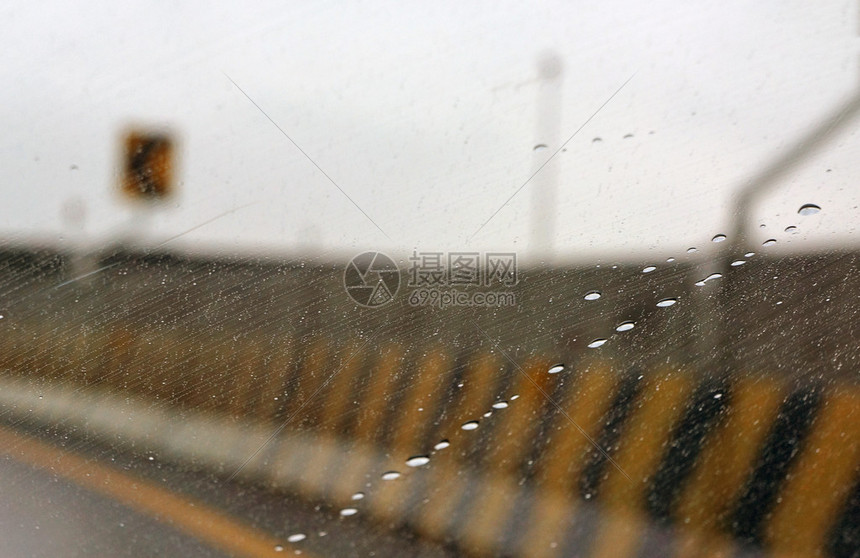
(120, 131, 174, 200)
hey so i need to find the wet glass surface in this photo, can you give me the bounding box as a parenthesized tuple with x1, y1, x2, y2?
(1, 2, 860, 557)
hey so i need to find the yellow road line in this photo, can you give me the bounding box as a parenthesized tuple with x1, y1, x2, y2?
(0, 426, 310, 558)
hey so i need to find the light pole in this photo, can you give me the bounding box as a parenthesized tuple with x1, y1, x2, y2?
(530, 52, 563, 264)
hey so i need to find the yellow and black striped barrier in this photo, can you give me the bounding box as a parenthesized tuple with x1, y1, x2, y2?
(0, 321, 857, 558)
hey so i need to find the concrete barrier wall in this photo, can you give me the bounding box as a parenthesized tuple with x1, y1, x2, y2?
(0, 247, 859, 556)
(1, 323, 858, 557)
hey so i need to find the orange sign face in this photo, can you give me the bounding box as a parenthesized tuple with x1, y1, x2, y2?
(121, 132, 174, 200)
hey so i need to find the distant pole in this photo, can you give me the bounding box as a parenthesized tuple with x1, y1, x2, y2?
(60, 196, 96, 284)
(531, 52, 563, 264)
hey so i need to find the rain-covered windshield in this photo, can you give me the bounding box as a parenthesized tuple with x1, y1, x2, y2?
(1, 2, 859, 557)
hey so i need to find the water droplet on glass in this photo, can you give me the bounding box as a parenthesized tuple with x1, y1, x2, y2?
(510, 394, 520, 400)
(275, 545, 285, 552)
(584, 291, 601, 301)
(642, 266, 656, 273)
(587, 339, 607, 349)
(615, 321, 634, 332)
(695, 273, 722, 287)
(666, 257, 675, 263)
(483, 411, 493, 418)
(406, 455, 430, 467)
(798, 204, 820, 216)
(548, 364, 565, 374)
(744, 252, 755, 257)
(687, 247, 697, 253)
(712, 234, 726, 243)
(492, 401, 509, 409)
(713, 393, 724, 399)
(763, 239, 777, 246)
(351, 492, 365, 501)
(381, 471, 401, 481)
(592, 137, 602, 143)
(340, 508, 358, 517)
(623, 133, 633, 139)
(656, 298, 677, 308)
(434, 440, 450, 450)
(785, 226, 798, 234)
(461, 420, 480, 431)
(731, 260, 746, 267)
(533, 144, 548, 152)
(287, 534, 306, 543)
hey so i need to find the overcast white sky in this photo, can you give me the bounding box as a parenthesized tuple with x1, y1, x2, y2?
(1, 1, 858, 263)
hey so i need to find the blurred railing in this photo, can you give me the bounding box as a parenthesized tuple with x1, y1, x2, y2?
(0, 247, 858, 557)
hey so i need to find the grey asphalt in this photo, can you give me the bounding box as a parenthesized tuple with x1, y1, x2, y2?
(0, 454, 232, 558)
(0, 421, 455, 558)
